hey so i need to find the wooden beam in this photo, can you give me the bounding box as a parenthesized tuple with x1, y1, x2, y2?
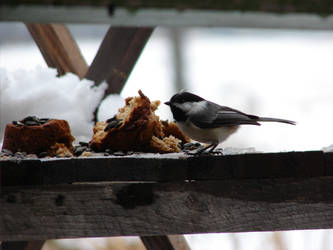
(1, 241, 44, 250)
(140, 236, 175, 250)
(25, 23, 88, 79)
(86, 26, 153, 94)
(140, 235, 191, 250)
(4, 0, 333, 15)
(167, 235, 191, 250)
(2, 177, 333, 241)
(0, 151, 331, 186)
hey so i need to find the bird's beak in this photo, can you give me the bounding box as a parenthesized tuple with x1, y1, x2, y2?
(164, 101, 171, 106)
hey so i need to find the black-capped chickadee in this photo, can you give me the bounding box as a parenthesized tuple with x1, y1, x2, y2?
(165, 92, 296, 154)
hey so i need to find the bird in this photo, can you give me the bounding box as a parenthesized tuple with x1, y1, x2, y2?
(165, 91, 296, 155)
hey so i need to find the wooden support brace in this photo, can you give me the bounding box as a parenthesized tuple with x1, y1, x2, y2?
(25, 23, 88, 79)
(1, 241, 44, 250)
(141, 235, 191, 250)
(86, 26, 154, 95)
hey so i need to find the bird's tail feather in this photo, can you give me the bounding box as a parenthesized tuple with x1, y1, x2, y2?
(258, 117, 296, 125)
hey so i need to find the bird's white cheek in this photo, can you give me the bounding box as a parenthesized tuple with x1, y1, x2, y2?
(174, 102, 192, 112)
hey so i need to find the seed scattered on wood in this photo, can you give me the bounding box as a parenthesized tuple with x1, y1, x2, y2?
(26, 154, 38, 159)
(182, 142, 202, 151)
(79, 141, 89, 147)
(113, 151, 125, 156)
(1, 149, 13, 155)
(38, 152, 48, 158)
(105, 148, 113, 154)
(74, 146, 87, 156)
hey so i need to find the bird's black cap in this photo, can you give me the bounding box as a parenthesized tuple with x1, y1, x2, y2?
(167, 92, 205, 105)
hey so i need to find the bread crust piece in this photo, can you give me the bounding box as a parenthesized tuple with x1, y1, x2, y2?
(161, 120, 190, 143)
(90, 90, 189, 153)
(2, 119, 74, 155)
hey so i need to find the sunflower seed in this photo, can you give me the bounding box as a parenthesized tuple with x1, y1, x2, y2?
(106, 116, 117, 123)
(25, 121, 40, 126)
(39, 118, 50, 124)
(22, 116, 39, 123)
(74, 146, 87, 156)
(38, 152, 48, 158)
(1, 149, 13, 155)
(113, 151, 125, 156)
(79, 141, 89, 147)
(12, 121, 24, 126)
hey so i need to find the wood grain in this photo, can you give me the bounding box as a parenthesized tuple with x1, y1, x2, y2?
(26, 23, 88, 79)
(140, 235, 190, 250)
(1, 241, 44, 250)
(5, 0, 333, 15)
(140, 236, 175, 250)
(2, 177, 333, 241)
(1, 151, 331, 186)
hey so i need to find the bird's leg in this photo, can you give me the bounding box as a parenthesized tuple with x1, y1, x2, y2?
(208, 144, 223, 155)
(208, 144, 218, 152)
(188, 143, 219, 155)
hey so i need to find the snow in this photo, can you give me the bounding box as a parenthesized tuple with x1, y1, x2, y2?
(322, 144, 333, 153)
(97, 94, 125, 121)
(0, 67, 106, 143)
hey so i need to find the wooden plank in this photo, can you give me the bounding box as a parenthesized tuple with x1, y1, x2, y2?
(3, 0, 333, 15)
(4, 7, 333, 29)
(0, 151, 331, 186)
(86, 27, 153, 94)
(140, 235, 191, 250)
(25, 23, 88, 79)
(1, 241, 44, 250)
(2, 177, 333, 241)
(140, 236, 175, 250)
(167, 235, 191, 250)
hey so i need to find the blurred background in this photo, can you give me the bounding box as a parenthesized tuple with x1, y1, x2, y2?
(1, 22, 333, 249)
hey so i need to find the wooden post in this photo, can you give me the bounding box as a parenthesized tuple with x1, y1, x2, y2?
(1, 241, 44, 250)
(0, 155, 44, 250)
(86, 26, 154, 95)
(141, 235, 191, 250)
(25, 23, 88, 79)
(141, 236, 175, 250)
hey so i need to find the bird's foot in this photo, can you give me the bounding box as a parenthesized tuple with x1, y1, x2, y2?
(185, 146, 223, 156)
(209, 148, 223, 155)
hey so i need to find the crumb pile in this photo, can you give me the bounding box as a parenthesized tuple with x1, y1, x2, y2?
(89, 90, 189, 153)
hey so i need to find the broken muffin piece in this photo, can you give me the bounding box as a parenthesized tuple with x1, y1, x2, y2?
(89, 90, 189, 153)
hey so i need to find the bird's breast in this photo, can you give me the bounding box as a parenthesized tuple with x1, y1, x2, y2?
(176, 122, 239, 144)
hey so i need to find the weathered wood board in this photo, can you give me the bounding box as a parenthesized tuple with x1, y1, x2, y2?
(1, 151, 333, 241)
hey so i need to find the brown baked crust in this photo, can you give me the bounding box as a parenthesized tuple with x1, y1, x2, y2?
(89, 90, 189, 153)
(161, 120, 190, 143)
(2, 119, 74, 155)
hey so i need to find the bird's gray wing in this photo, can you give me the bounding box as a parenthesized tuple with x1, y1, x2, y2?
(189, 102, 260, 129)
